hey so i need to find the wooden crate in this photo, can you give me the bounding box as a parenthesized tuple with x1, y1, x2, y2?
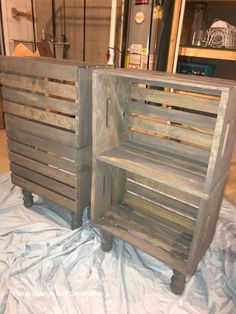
(91, 68, 236, 294)
(0, 56, 98, 228)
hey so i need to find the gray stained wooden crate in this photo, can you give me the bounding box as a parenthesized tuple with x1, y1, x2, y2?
(0, 56, 99, 228)
(91, 68, 236, 294)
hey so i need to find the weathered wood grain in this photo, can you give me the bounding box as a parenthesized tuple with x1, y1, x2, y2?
(9, 151, 76, 187)
(2, 87, 75, 115)
(128, 101, 216, 130)
(11, 163, 76, 200)
(0, 73, 76, 99)
(129, 116, 213, 148)
(8, 140, 76, 174)
(0, 56, 77, 81)
(131, 86, 219, 114)
(5, 114, 76, 147)
(7, 129, 77, 161)
(124, 192, 195, 231)
(97, 146, 207, 198)
(3, 101, 76, 130)
(12, 174, 76, 211)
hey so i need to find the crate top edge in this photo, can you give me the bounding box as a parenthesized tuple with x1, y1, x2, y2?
(0, 56, 109, 69)
(92, 68, 236, 91)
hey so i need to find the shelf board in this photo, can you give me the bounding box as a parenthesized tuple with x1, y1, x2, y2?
(97, 142, 207, 199)
(95, 207, 192, 271)
(179, 46, 236, 61)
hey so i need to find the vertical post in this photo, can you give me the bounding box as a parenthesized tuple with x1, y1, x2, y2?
(107, 0, 117, 65)
(31, 0, 37, 52)
(166, 0, 185, 73)
(52, 0, 56, 58)
(83, 0, 86, 62)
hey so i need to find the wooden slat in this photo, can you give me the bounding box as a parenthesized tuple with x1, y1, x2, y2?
(124, 192, 195, 231)
(9, 151, 76, 187)
(129, 116, 213, 148)
(114, 206, 192, 250)
(8, 140, 76, 174)
(128, 101, 216, 130)
(2, 87, 75, 115)
(131, 86, 219, 114)
(7, 129, 77, 161)
(97, 146, 207, 198)
(122, 142, 207, 177)
(96, 214, 188, 273)
(12, 174, 76, 211)
(0, 73, 76, 99)
(179, 46, 236, 62)
(3, 101, 76, 130)
(5, 114, 76, 148)
(0, 56, 77, 81)
(126, 180, 197, 220)
(111, 209, 189, 257)
(128, 173, 201, 208)
(11, 163, 76, 200)
(131, 132, 210, 164)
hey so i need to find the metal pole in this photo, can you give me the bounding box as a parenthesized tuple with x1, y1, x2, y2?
(121, 0, 129, 68)
(31, 0, 37, 52)
(147, 0, 155, 70)
(52, 0, 56, 58)
(0, 0, 6, 55)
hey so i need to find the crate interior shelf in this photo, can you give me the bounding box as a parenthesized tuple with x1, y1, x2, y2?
(91, 68, 236, 294)
(179, 46, 236, 61)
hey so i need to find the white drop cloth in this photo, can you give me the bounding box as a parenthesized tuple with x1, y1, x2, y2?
(0, 173, 235, 314)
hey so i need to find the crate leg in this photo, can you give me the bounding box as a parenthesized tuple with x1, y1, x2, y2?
(22, 189, 34, 208)
(71, 211, 83, 229)
(170, 270, 186, 295)
(101, 230, 113, 252)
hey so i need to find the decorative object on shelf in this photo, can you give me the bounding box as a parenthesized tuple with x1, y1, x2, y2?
(177, 61, 216, 77)
(11, 7, 33, 22)
(189, 2, 208, 47)
(91, 68, 236, 294)
(205, 20, 236, 50)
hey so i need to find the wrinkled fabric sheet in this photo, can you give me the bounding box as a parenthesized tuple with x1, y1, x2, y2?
(0, 173, 236, 314)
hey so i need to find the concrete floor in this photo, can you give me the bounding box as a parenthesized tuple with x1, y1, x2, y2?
(0, 129, 236, 205)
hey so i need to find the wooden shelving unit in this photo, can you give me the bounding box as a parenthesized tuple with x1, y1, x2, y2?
(91, 68, 236, 294)
(179, 46, 236, 61)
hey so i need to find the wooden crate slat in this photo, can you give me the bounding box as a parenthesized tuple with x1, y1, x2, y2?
(128, 101, 216, 130)
(131, 86, 219, 114)
(111, 209, 189, 257)
(131, 131, 210, 164)
(0, 73, 76, 100)
(114, 207, 192, 250)
(8, 140, 76, 174)
(11, 163, 76, 200)
(0, 56, 77, 81)
(96, 214, 188, 273)
(2, 87, 76, 115)
(122, 142, 207, 177)
(98, 146, 207, 198)
(5, 114, 76, 148)
(124, 192, 195, 232)
(126, 180, 197, 220)
(99, 68, 231, 94)
(12, 174, 76, 212)
(128, 173, 201, 208)
(7, 129, 77, 161)
(9, 151, 76, 187)
(3, 101, 76, 131)
(129, 116, 213, 148)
